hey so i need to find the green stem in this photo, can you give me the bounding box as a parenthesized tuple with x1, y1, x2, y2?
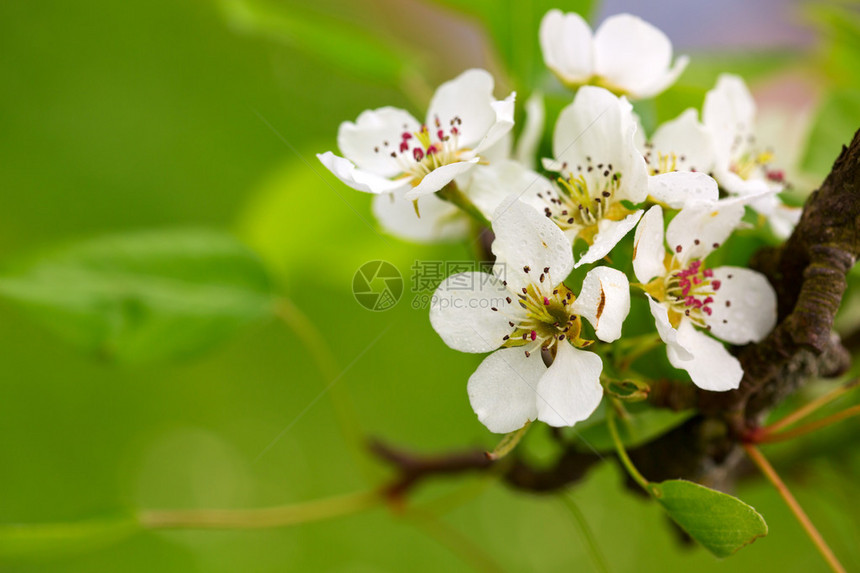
(559, 495, 611, 573)
(606, 402, 650, 492)
(757, 404, 860, 444)
(487, 421, 531, 461)
(437, 183, 491, 227)
(139, 489, 382, 530)
(273, 298, 371, 478)
(743, 444, 846, 573)
(615, 334, 663, 371)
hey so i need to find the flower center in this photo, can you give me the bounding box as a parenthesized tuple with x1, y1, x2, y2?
(663, 259, 720, 328)
(375, 116, 465, 183)
(729, 135, 774, 181)
(537, 159, 624, 234)
(491, 266, 588, 357)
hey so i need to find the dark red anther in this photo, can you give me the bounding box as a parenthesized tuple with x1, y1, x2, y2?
(530, 330, 537, 341)
(766, 169, 785, 182)
(413, 148, 424, 162)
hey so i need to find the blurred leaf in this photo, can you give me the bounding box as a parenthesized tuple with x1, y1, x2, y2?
(0, 512, 139, 560)
(430, 0, 596, 89)
(808, 3, 860, 86)
(571, 406, 694, 453)
(236, 156, 450, 289)
(800, 89, 860, 178)
(0, 229, 276, 363)
(218, 0, 419, 89)
(652, 480, 768, 558)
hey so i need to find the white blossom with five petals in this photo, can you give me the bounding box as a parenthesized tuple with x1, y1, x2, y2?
(632, 200, 777, 391)
(430, 198, 630, 433)
(369, 93, 544, 243)
(536, 86, 716, 267)
(317, 69, 514, 201)
(539, 11, 688, 99)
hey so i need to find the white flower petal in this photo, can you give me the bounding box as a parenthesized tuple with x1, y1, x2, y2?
(464, 161, 554, 222)
(647, 295, 692, 361)
(593, 14, 685, 99)
(571, 266, 630, 342)
(705, 266, 777, 345)
(665, 196, 746, 261)
(767, 203, 802, 240)
(427, 69, 503, 149)
(536, 343, 604, 427)
(632, 205, 666, 283)
(317, 151, 411, 195)
(716, 168, 775, 197)
(337, 107, 421, 177)
(703, 74, 757, 162)
(574, 210, 643, 268)
(648, 171, 719, 209)
(650, 108, 716, 175)
(551, 87, 644, 192)
(468, 348, 543, 433)
(539, 10, 594, 85)
(635, 55, 689, 100)
(632, 111, 648, 153)
(477, 131, 512, 165)
(514, 92, 546, 170)
(430, 272, 513, 353)
(668, 319, 743, 391)
(372, 189, 469, 243)
(491, 197, 574, 290)
(473, 92, 516, 156)
(404, 159, 480, 200)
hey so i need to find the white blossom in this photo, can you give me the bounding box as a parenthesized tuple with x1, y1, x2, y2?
(633, 200, 777, 391)
(539, 11, 688, 99)
(317, 69, 514, 200)
(535, 86, 714, 267)
(370, 91, 544, 242)
(703, 74, 801, 238)
(430, 198, 630, 433)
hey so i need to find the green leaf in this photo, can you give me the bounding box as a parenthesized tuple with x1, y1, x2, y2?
(800, 89, 860, 178)
(652, 480, 768, 558)
(218, 0, 419, 89)
(0, 512, 140, 560)
(0, 229, 276, 363)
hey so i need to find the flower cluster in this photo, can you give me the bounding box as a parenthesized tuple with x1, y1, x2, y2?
(319, 11, 798, 433)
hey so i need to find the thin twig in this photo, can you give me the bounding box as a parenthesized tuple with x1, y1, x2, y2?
(757, 404, 860, 444)
(743, 444, 846, 573)
(763, 378, 859, 435)
(139, 489, 382, 530)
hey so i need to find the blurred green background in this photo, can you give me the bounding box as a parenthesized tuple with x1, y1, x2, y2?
(1, 0, 859, 571)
